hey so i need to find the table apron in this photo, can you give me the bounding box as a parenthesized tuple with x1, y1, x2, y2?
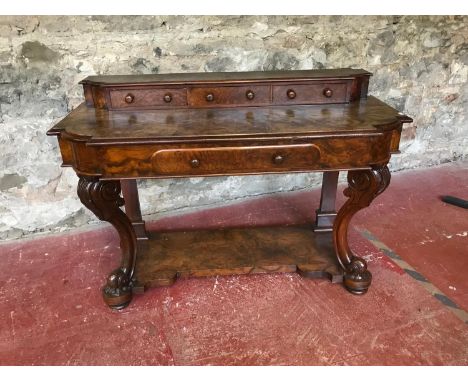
(67, 133, 393, 179)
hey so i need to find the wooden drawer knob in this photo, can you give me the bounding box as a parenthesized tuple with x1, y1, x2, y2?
(287, 89, 296, 99)
(323, 88, 333, 98)
(124, 94, 135, 104)
(273, 154, 284, 164)
(163, 93, 172, 103)
(205, 93, 214, 102)
(246, 90, 255, 100)
(190, 158, 200, 168)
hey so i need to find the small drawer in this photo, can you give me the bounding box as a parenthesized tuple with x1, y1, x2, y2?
(151, 144, 321, 175)
(109, 88, 187, 109)
(187, 85, 270, 108)
(272, 82, 348, 105)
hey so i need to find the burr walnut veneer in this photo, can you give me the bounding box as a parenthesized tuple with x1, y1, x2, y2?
(47, 69, 412, 309)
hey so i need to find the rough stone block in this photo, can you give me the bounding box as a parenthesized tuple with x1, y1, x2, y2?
(0, 15, 467, 240)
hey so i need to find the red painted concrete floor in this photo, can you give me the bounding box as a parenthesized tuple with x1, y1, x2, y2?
(0, 162, 467, 365)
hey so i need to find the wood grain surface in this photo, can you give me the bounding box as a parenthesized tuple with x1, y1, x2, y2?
(133, 225, 343, 290)
(80, 69, 371, 110)
(51, 96, 408, 142)
(80, 68, 371, 85)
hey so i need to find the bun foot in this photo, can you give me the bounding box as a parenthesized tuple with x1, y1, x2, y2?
(103, 289, 132, 310)
(102, 268, 133, 310)
(343, 269, 372, 295)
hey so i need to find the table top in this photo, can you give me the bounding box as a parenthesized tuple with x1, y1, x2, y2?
(50, 96, 411, 144)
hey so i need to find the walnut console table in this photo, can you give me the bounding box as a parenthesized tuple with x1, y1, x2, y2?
(47, 69, 412, 310)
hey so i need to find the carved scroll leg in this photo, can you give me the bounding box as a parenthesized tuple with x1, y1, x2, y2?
(333, 165, 390, 295)
(78, 176, 137, 310)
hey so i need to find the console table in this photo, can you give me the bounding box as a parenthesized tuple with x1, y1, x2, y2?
(47, 69, 412, 310)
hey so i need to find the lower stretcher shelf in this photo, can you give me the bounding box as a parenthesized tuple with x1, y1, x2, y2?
(133, 224, 343, 292)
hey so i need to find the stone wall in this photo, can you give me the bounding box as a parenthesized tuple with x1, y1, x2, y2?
(0, 16, 467, 240)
